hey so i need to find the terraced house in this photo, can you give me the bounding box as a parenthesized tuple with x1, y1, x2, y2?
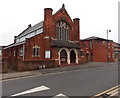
(2, 5, 89, 72)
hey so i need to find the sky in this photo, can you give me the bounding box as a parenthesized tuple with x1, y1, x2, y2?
(0, 0, 119, 46)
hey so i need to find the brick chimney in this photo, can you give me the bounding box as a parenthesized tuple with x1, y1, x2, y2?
(14, 36, 17, 43)
(44, 8, 53, 52)
(44, 8, 53, 20)
(73, 18, 80, 40)
(28, 24, 32, 28)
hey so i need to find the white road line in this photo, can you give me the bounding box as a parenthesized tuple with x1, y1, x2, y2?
(107, 88, 118, 95)
(1, 74, 41, 82)
(110, 91, 119, 96)
(94, 85, 120, 97)
(52, 93, 69, 98)
(109, 88, 119, 96)
(11, 85, 50, 96)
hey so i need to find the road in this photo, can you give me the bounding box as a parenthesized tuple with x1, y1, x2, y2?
(2, 63, 119, 97)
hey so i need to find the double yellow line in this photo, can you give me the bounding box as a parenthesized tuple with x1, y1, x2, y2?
(91, 85, 120, 98)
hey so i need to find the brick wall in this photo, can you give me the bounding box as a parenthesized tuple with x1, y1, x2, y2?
(81, 40, 115, 62)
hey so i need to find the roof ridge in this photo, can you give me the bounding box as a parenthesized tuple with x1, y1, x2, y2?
(82, 36, 112, 41)
(16, 21, 43, 38)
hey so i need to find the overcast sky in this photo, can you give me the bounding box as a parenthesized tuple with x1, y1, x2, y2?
(0, 0, 119, 46)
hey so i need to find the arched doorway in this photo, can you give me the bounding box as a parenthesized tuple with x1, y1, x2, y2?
(70, 50, 76, 63)
(60, 49, 67, 64)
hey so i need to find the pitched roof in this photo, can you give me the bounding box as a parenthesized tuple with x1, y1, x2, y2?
(16, 21, 43, 39)
(3, 41, 25, 49)
(51, 40, 80, 49)
(3, 21, 43, 49)
(81, 36, 112, 41)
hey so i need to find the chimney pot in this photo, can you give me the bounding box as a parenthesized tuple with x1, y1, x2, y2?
(28, 24, 32, 28)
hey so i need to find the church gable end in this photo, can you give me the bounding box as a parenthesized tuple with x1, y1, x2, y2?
(53, 4, 73, 26)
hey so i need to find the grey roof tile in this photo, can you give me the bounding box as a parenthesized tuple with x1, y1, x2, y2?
(16, 21, 43, 38)
(3, 21, 43, 49)
(3, 41, 25, 49)
(51, 40, 80, 49)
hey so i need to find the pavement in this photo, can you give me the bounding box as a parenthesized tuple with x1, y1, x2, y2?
(1, 61, 119, 80)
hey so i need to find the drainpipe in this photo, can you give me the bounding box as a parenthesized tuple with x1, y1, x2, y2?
(107, 29, 111, 63)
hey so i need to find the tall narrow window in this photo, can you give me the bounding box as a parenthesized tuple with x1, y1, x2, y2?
(14, 50, 16, 56)
(60, 27, 62, 40)
(33, 45, 40, 57)
(19, 47, 23, 56)
(66, 28, 68, 41)
(62, 27, 64, 40)
(56, 21, 69, 41)
(90, 41, 92, 49)
(64, 28, 66, 41)
(57, 26, 59, 40)
(45, 50, 51, 58)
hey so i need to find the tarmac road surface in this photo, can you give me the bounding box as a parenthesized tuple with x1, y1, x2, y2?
(2, 62, 119, 97)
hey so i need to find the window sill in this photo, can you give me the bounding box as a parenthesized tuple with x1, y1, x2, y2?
(80, 56, 84, 57)
(32, 55, 40, 57)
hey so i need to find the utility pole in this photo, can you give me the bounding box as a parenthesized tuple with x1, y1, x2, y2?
(107, 29, 111, 63)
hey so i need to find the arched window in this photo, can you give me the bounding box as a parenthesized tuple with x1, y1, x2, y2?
(57, 21, 69, 41)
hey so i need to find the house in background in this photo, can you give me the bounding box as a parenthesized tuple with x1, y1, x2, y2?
(79, 41, 90, 63)
(81, 36, 115, 62)
(2, 4, 88, 72)
(114, 43, 120, 61)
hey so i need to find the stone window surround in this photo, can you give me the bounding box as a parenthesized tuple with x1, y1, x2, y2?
(32, 45, 40, 57)
(57, 21, 69, 41)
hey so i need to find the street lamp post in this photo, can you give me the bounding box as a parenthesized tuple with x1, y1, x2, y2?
(107, 29, 111, 63)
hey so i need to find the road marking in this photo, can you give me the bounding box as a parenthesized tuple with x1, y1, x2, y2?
(107, 88, 118, 95)
(93, 85, 120, 97)
(1, 74, 41, 82)
(11, 85, 50, 96)
(108, 88, 119, 96)
(110, 91, 119, 96)
(55, 93, 67, 96)
(52, 93, 69, 98)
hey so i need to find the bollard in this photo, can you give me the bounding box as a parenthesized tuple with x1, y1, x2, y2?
(42, 65, 46, 69)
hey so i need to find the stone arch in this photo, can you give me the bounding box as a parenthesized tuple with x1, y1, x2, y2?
(58, 48, 70, 65)
(70, 49, 78, 64)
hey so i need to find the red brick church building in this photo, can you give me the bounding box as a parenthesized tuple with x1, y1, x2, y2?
(2, 4, 89, 72)
(2, 4, 117, 72)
